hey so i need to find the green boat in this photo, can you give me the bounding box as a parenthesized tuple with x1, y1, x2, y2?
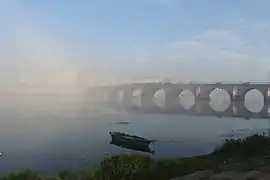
(110, 139, 155, 154)
(110, 132, 155, 145)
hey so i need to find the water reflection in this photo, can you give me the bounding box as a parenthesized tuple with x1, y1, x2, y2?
(220, 128, 270, 140)
(109, 132, 155, 154)
(110, 140, 154, 154)
(0, 94, 270, 175)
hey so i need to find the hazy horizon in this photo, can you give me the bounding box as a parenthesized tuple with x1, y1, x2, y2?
(1, 0, 270, 94)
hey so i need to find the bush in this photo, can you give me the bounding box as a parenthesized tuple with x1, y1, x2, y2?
(212, 134, 270, 159)
(84, 155, 154, 180)
(57, 170, 77, 180)
(2, 170, 41, 180)
(2, 134, 270, 180)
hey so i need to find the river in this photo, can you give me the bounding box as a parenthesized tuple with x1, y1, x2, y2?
(0, 94, 269, 175)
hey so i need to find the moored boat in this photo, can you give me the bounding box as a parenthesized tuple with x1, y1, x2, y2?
(110, 138, 155, 154)
(109, 132, 155, 145)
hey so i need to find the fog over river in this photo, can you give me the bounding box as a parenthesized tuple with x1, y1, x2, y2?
(0, 90, 268, 175)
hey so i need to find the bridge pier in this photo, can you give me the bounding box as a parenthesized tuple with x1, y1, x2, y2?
(121, 86, 134, 108)
(258, 102, 270, 118)
(140, 86, 159, 110)
(231, 102, 253, 119)
(164, 90, 181, 110)
(163, 84, 182, 110)
(265, 88, 270, 101)
(106, 87, 122, 107)
(232, 86, 245, 101)
(192, 100, 214, 115)
(196, 86, 212, 100)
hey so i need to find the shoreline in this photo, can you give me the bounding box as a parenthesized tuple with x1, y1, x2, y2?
(2, 133, 270, 180)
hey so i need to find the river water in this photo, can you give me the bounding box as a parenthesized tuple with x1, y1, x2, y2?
(0, 94, 269, 175)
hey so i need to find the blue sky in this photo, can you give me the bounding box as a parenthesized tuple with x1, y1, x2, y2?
(1, 0, 270, 91)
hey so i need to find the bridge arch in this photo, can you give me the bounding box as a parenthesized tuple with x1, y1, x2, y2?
(244, 88, 264, 113)
(95, 83, 270, 118)
(209, 88, 231, 112)
(118, 89, 125, 104)
(153, 88, 166, 108)
(178, 89, 195, 110)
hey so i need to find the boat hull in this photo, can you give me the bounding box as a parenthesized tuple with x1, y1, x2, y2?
(110, 139, 154, 154)
(110, 132, 153, 145)
(109, 132, 155, 153)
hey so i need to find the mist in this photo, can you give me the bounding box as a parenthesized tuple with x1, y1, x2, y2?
(1, 1, 270, 96)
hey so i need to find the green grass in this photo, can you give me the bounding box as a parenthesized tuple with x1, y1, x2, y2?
(212, 133, 270, 159)
(2, 133, 270, 180)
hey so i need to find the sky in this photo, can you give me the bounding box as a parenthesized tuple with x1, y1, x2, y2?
(1, 0, 270, 93)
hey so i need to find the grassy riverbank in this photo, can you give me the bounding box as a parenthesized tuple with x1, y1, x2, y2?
(2, 134, 270, 180)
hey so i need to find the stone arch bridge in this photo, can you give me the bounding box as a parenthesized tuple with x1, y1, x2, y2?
(88, 82, 270, 119)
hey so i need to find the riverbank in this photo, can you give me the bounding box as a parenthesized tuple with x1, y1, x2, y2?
(2, 133, 270, 180)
